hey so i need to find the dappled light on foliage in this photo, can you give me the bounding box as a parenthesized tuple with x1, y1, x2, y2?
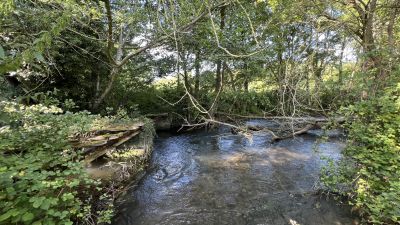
(1, 0, 400, 224)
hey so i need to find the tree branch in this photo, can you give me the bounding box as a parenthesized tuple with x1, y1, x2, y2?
(116, 0, 231, 67)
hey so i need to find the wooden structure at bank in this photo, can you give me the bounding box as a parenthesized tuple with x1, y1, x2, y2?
(69, 121, 153, 182)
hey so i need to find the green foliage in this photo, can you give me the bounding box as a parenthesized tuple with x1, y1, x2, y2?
(105, 79, 188, 116)
(321, 83, 400, 224)
(209, 90, 277, 115)
(0, 0, 14, 16)
(0, 0, 399, 224)
(0, 76, 15, 101)
(0, 0, 107, 110)
(1, 2, 73, 74)
(107, 79, 278, 117)
(0, 101, 119, 225)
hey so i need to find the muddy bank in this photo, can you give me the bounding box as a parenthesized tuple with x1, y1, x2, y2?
(113, 123, 359, 225)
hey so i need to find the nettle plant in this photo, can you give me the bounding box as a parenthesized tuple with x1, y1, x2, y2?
(0, 101, 114, 225)
(321, 84, 400, 224)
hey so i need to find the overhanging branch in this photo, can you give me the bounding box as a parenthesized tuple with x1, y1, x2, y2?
(114, 0, 231, 67)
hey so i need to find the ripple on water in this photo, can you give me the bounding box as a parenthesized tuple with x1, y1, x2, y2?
(113, 128, 358, 225)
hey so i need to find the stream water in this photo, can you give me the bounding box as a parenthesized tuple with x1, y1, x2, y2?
(113, 123, 358, 225)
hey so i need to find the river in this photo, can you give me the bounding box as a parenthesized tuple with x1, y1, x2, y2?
(113, 123, 357, 225)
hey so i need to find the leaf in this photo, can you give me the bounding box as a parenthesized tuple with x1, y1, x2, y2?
(0, 45, 4, 59)
(32, 221, 42, 225)
(44, 218, 55, 225)
(22, 212, 34, 222)
(33, 197, 44, 208)
(40, 199, 51, 210)
(0, 210, 12, 222)
(34, 52, 45, 62)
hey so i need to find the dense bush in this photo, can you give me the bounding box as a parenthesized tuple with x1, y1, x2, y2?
(321, 83, 400, 224)
(0, 101, 127, 225)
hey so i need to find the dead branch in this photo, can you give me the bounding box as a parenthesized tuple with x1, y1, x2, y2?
(217, 112, 345, 123)
(270, 123, 319, 142)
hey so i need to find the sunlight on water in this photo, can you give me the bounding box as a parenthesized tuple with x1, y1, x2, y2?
(113, 124, 358, 225)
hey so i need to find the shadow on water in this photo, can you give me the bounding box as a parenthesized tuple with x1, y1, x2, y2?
(113, 122, 358, 225)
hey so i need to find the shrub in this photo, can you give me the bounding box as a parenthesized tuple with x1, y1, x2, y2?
(0, 101, 120, 225)
(321, 84, 400, 224)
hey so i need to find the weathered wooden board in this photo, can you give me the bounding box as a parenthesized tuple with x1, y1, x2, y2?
(70, 122, 145, 164)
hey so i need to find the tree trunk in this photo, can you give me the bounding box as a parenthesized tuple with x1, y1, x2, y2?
(243, 62, 249, 92)
(92, 25, 125, 110)
(387, 9, 397, 50)
(386, 3, 399, 75)
(358, 0, 385, 89)
(92, 68, 119, 110)
(352, 0, 380, 78)
(194, 49, 200, 97)
(224, 62, 236, 91)
(183, 55, 191, 94)
(214, 6, 226, 93)
(95, 73, 100, 99)
(215, 60, 222, 92)
(362, 0, 376, 55)
(338, 37, 346, 84)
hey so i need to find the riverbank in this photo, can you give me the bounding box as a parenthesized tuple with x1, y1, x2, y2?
(74, 118, 156, 224)
(0, 101, 155, 225)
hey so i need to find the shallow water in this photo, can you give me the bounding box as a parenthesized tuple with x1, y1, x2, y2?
(113, 126, 357, 225)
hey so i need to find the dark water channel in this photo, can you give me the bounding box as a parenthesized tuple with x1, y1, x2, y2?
(113, 122, 357, 225)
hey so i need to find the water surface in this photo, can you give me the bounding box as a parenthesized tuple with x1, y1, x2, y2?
(114, 126, 357, 225)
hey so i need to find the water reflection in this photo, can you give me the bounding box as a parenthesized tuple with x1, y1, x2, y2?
(113, 128, 357, 225)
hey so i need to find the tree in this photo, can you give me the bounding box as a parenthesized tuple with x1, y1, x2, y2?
(92, 0, 232, 109)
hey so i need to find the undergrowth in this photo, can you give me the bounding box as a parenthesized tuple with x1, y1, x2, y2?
(321, 83, 400, 224)
(0, 101, 151, 225)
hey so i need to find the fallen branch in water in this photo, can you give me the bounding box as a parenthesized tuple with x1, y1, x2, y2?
(217, 112, 346, 123)
(270, 123, 319, 142)
(201, 115, 344, 143)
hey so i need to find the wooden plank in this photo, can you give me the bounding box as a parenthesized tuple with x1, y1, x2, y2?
(71, 131, 128, 148)
(113, 130, 141, 147)
(84, 146, 116, 165)
(83, 130, 141, 164)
